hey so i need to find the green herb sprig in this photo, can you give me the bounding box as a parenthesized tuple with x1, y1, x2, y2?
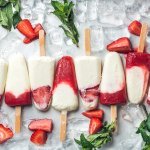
(51, 0, 79, 47)
(136, 113, 150, 150)
(0, 0, 21, 31)
(75, 122, 115, 150)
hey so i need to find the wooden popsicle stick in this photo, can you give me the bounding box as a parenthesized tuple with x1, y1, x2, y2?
(138, 23, 148, 53)
(60, 110, 67, 141)
(15, 106, 21, 133)
(39, 30, 46, 56)
(111, 105, 117, 132)
(85, 28, 91, 56)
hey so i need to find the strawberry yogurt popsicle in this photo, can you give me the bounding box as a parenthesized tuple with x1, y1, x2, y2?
(74, 56, 101, 110)
(0, 59, 8, 104)
(52, 56, 78, 111)
(28, 56, 55, 111)
(126, 52, 150, 104)
(100, 52, 126, 105)
(5, 53, 31, 106)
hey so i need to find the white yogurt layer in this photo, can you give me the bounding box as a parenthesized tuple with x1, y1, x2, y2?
(5, 53, 30, 97)
(28, 56, 55, 90)
(100, 52, 125, 93)
(74, 56, 101, 89)
(126, 66, 149, 104)
(52, 83, 78, 111)
(0, 59, 8, 95)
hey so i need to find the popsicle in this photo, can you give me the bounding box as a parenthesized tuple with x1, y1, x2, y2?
(100, 52, 126, 130)
(28, 30, 55, 111)
(5, 53, 31, 133)
(52, 56, 78, 141)
(100, 52, 126, 105)
(0, 59, 8, 104)
(74, 28, 101, 110)
(74, 56, 101, 110)
(126, 23, 150, 104)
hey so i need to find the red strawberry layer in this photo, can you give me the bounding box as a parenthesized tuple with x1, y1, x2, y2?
(5, 90, 31, 106)
(53, 56, 78, 94)
(126, 52, 150, 70)
(32, 86, 52, 110)
(100, 88, 127, 105)
(80, 85, 99, 103)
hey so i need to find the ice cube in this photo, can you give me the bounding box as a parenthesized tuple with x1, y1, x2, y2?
(20, 8, 32, 20)
(28, 1, 45, 25)
(0, 26, 8, 41)
(49, 28, 64, 45)
(0, 110, 13, 129)
(21, 0, 35, 9)
(119, 133, 142, 150)
(124, 0, 135, 6)
(90, 25, 104, 52)
(97, 0, 125, 26)
(125, 1, 141, 21)
(139, 1, 150, 18)
(104, 26, 130, 41)
(75, 12, 86, 23)
(86, 0, 98, 21)
(121, 104, 146, 128)
(76, 0, 87, 13)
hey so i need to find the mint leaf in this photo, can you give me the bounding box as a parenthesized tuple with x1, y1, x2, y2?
(0, 0, 9, 7)
(137, 113, 150, 150)
(13, 12, 21, 28)
(51, 0, 79, 47)
(80, 134, 94, 149)
(146, 115, 150, 131)
(0, 0, 21, 31)
(75, 122, 115, 150)
(74, 138, 81, 146)
(0, 3, 13, 31)
(51, 1, 64, 12)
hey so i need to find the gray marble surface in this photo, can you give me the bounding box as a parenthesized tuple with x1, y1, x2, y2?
(0, 0, 150, 149)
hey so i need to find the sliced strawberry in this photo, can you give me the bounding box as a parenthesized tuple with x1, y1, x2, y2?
(28, 119, 53, 132)
(128, 20, 142, 36)
(80, 85, 99, 103)
(34, 23, 45, 37)
(23, 37, 33, 44)
(0, 124, 13, 144)
(82, 109, 104, 120)
(30, 130, 47, 145)
(107, 37, 133, 53)
(89, 118, 103, 135)
(16, 19, 36, 39)
(32, 86, 52, 110)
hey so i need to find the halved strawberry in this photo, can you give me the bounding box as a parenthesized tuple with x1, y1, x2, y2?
(30, 130, 47, 145)
(32, 86, 52, 111)
(28, 119, 53, 132)
(16, 19, 36, 39)
(82, 109, 104, 120)
(107, 37, 133, 53)
(0, 124, 13, 144)
(128, 20, 142, 36)
(89, 118, 103, 135)
(34, 23, 45, 37)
